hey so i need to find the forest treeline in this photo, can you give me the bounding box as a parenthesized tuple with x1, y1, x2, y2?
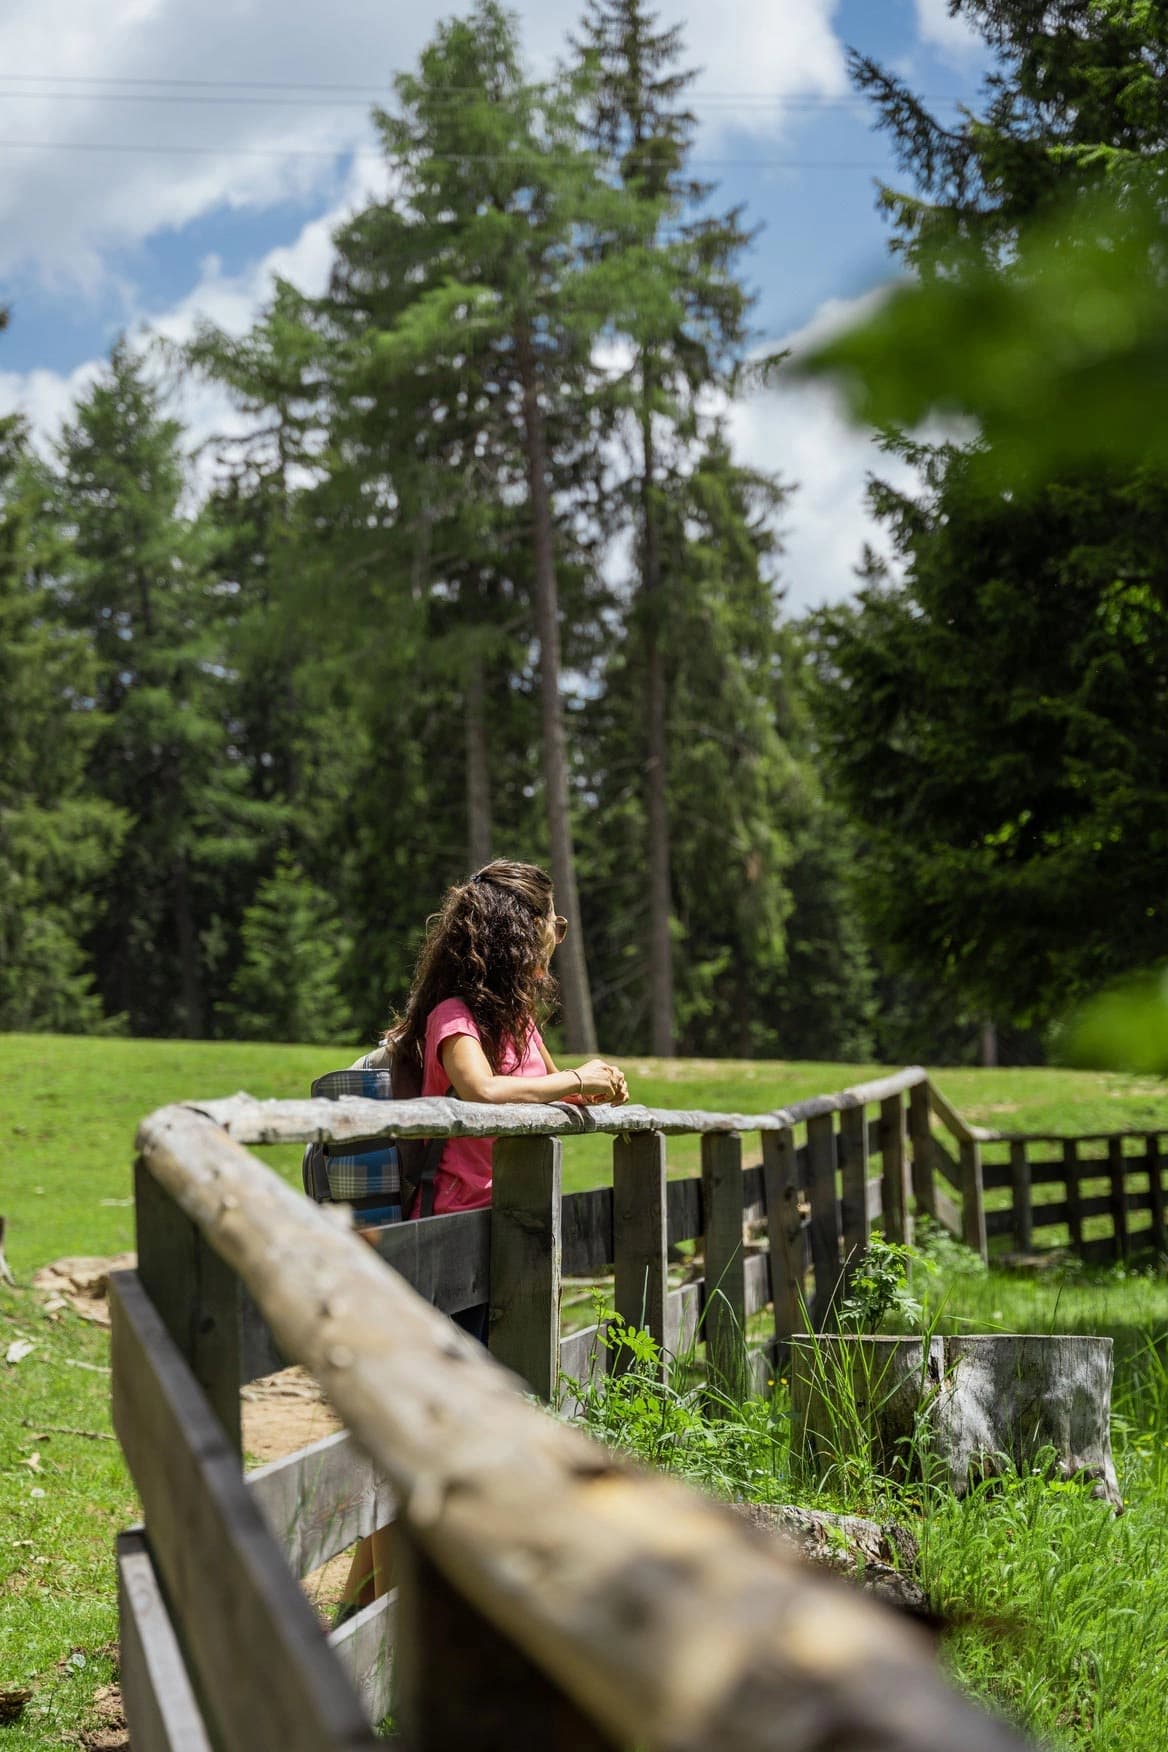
(4, 0, 1167, 1064)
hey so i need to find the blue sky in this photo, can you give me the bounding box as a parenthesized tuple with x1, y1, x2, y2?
(0, 0, 990, 609)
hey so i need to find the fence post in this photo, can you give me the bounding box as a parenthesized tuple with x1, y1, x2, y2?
(879, 1093, 912, 1245)
(1010, 1141, 1032, 1253)
(490, 1135, 562, 1400)
(960, 1139, 987, 1262)
(393, 1526, 615, 1751)
(908, 1083, 936, 1223)
(805, 1114, 842, 1327)
(701, 1134, 746, 1396)
(1148, 1136, 1166, 1256)
(838, 1106, 870, 1281)
(613, 1132, 668, 1378)
(1108, 1137, 1129, 1262)
(761, 1126, 805, 1353)
(133, 1156, 244, 1454)
(1063, 1140, 1083, 1253)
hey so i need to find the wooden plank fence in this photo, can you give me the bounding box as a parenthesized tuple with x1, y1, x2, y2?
(113, 1066, 1118, 1749)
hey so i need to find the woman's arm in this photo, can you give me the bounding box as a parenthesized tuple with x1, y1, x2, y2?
(441, 1034, 626, 1105)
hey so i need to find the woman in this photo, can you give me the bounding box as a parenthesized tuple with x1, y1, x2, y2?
(338, 859, 627, 1621)
(391, 858, 628, 1220)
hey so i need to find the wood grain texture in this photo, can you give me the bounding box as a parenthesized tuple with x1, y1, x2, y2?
(134, 1159, 244, 1452)
(131, 1103, 1031, 1752)
(117, 1529, 213, 1752)
(110, 1269, 376, 1752)
(328, 1592, 395, 1731)
(879, 1095, 912, 1246)
(931, 1138, 964, 1193)
(701, 1133, 747, 1394)
(1009, 1143, 1032, 1252)
(366, 1208, 489, 1315)
(613, 1132, 667, 1377)
(805, 1114, 842, 1326)
(908, 1083, 935, 1225)
(960, 1140, 987, 1262)
(838, 1107, 870, 1279)
(392, 1528, 615, 1751)
(247, 1430, 394, 1581)
(761, 1127, 806, 1348)
(187, 1069, 929, 1148)
(490, 1135, 562, 1400)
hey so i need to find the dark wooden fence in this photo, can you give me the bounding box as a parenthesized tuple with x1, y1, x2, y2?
(110, 1068, 1039, 1751)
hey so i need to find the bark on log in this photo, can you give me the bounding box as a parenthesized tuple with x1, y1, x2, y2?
(791, 1334, 1121, 1510)
(730, 1504, 926, 1613)
(135, 1105, 1032, 1752)
(938, 1335, 1121, 1510)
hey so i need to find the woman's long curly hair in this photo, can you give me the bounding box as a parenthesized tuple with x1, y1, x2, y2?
(389, 860, 558, 1075)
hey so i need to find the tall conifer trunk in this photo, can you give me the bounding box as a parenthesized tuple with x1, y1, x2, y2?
(641, 398, 675, 1055)
(465, 649, 492, 870)
(516, 319, 598, 1052)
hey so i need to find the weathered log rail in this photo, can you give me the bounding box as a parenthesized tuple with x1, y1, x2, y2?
(111, 1067, 1039, 1751)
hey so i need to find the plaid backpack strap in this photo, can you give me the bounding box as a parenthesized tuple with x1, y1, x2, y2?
(307, 1063, 402, 1218)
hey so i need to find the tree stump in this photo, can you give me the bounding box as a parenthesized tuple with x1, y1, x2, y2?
(790, 1335, 944, 1485)
(790, 1333, 1121, 1510)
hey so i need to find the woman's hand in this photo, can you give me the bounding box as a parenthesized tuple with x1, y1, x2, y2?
(574, 1058, 629, 1105)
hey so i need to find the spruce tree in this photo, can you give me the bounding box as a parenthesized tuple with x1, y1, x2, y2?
(575, 0, 757, 1054)
(53, 341, 282, 1036)
(0, 415, 126, 1030)
(319, 0, 670, 1051)
(808, 3, 1168, 1034)
(228, 853, 353, 1043)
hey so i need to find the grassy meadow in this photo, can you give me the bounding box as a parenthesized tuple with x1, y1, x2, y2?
(3, 1034, 1168, 1747)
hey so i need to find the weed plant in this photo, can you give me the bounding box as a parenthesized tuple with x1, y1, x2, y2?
(564, 1249, 1168, 1750)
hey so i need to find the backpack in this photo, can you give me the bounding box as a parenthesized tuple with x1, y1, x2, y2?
(301, 1041, 444, 1224)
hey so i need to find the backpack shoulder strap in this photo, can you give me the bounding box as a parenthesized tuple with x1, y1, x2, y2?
(389, 1039, 442, 1219)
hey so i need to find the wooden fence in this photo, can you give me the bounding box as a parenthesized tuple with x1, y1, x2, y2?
(913, 1083, 1168, 1266)
(110, 1066, 1037, 1751)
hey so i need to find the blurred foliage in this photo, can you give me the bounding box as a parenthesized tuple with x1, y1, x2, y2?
(799, 185, 1168, 490)
(800, 0, 1168, 1047)
(1064, 967, 1168, 1075)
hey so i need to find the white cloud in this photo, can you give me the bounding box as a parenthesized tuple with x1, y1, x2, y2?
(914, 0, 984, 63)
(727, 289, 918, 615)
(0, 0, 846, 288)
(1, 275, 910, 619)
(0, 158, 385, 470)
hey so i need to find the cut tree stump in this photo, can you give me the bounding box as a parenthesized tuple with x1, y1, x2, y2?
(791, 1333, 1121, 1510)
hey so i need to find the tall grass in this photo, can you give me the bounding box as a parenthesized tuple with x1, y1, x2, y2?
(564, 1253, 1168, 1750)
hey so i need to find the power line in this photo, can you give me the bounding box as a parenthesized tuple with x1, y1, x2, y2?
(0, 72, 973, 107)
(0, 138, 890, 169)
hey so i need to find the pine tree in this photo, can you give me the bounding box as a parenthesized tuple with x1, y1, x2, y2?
(322, 0, 674, 1051)
(53, 340, 282, 1036)
(806, 2, 1168, 1033)
(0, 416, 126, 1030)
(575, 0, 758, 1054)
(228, 853, 354, 1043)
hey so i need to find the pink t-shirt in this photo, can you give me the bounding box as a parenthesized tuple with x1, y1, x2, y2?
(420, 997, 547, 1215)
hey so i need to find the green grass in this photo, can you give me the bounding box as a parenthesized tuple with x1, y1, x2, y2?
(571, 1253, 1168, 1751)
(5, 1032, 1168, 1276)
(916, 1262, 1168, 1749)
(4, 1034, 1168, 1746)
(0, 1287, 134, 1749)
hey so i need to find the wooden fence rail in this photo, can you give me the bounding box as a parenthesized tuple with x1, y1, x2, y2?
(111, 1068, 1039, 1751)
